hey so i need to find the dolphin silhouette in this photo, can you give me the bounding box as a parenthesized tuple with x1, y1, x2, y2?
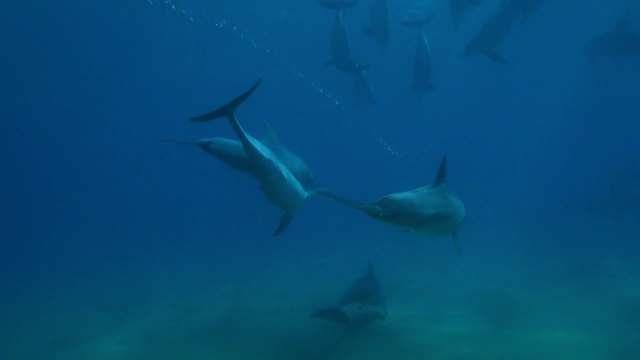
(318, 156, 465, 254)
(189, 79, 310, 235)
(363, 0, 390, 49)
(584, 9, 640, 61)
(325, 10, 371, 72)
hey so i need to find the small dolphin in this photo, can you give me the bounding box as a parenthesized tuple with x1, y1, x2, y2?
(410, 29, 435, 94)
(318, 156, 465, 254)
(190, 79, 310, 235)
(584, 9, 640, 61)
(363, 0, 390, 49)
(162, 122, 315, 190)
(336, 260, 386, 310)
(317, 0, 359, 11)
(352, 69, 376, 105)
(449, 0, 484, 30)
(464, 0, 523, 63)
(326, 11, 371, 72)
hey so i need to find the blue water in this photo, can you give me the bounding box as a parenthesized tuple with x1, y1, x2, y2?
(2, 1, 639, 359)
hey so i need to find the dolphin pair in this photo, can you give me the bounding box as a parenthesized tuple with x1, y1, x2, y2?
(188, 79, 312, 235)
(318, 156, 465, 254)
(584, 9, 640, 61)
(163, 121, 315, 191)
(311, 261, 386, 328)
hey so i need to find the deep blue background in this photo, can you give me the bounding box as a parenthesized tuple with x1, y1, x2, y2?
(1, 0, 639, 357)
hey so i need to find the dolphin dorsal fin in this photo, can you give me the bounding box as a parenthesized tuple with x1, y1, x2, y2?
(433, 156, 447, 187)
(614, 9, 630, 34)
(261, 120, 282, 149)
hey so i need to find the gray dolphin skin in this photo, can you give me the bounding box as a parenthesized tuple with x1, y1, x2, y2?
(584, 9, 640, 61)
(363, 0, 390, 48)
(464, 0, 524, 63)
(449, 0, 484, 30)
(311, 261, 386, 328)
(317, 0, 359, 11)
(318, 156, 465, 254)
(326, 11, 371, 72)
(163, 123, 315, 191)
(190, 79, 310, 235)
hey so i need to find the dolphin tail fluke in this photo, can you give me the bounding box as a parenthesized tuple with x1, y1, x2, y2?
(433, 156, 447, 187)
(453, 232, 461, 256)
(274, 212, 294, 236)
(190, 78, 263, 122)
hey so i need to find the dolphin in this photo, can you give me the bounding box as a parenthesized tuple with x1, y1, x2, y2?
(162, 122, 315, 190)
(399, 11, 437, 95)
(448, 0, 484, 30)
(311, 261, 386, 327)
(318, 156, 465, 254)
(584, 9, 640, 61)
(352, 69, 376, 105)
(325, 10, 371, 72)
(317, 0, 359, 11)
(189, 79, 310, 235)
(464, 0, 524, 63)
(363, 0, 390, 49)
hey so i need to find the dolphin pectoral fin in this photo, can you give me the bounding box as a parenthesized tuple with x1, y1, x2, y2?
(453, 232, 462, 256)
(485, 51, 507, 63)
(190, 78, 263, 122)
(274, 212, 294, 236)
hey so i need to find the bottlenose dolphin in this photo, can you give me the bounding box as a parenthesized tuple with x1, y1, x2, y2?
(311, 261, 386, 327)
(162, 122, 315, 190)
(399, 11, 436, 95)
(352, 69, 376, 105)
(325, 10, 371, 72)
(464, 0, 523, 63)
(363, 0, 390, 49)
(449, 0, 484, 30)
(317, 0, 359, 11)
(190, 79, 310, 235)
(318, 156, 465, 254)
(584, 9, 640, 61)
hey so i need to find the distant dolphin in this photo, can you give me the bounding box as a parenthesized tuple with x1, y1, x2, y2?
(190, 79, 310, 235)
(448, 0, 484, 30)
(318, 156, 465, 254)
(352, 69, 376, 105)
(317, 0, 359, 11)
(464, 0, 524, 63)
(162, 122, 315, 190)
(584, 9, 640, 61)
(311, 261, 386, 327)
(363, 0, 390, 49)
(399, 11, 436, 95)
(326, 10, 371, 72)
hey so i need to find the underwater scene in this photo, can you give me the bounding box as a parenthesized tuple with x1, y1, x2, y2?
(2, 0, 640, 359)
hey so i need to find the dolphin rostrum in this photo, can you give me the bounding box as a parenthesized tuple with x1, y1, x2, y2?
(311, 260, 386, 327)
(189, 79, 310, 235)
(163, 121, 315, 190)
(318, 156, 465, 254)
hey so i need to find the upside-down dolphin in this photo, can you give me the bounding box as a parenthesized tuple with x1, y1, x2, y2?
(318, 156, 465, 254)
(363, 0, 390, 49)
(325, 9, 371, 72)
(311, 260, 386, 327)
(163, 122, 315, 191)
(189, 79, 310, 235)
(584, 9, 640, 61)
(464, 0, 524, 63)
